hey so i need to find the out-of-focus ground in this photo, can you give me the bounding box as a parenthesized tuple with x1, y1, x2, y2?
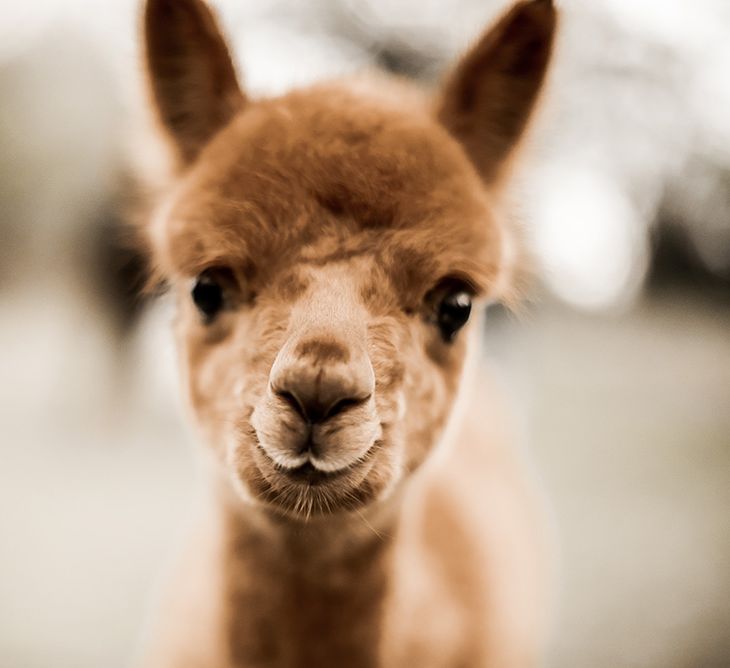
(1, 0, 729, 666)
(1, 285, 728, 668)
(488, 286, 730, 668)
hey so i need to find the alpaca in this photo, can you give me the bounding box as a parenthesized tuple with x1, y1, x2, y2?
(139, 0, 556, 665)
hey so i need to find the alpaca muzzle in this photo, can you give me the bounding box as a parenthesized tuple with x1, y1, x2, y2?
(251, 332, 381, 474)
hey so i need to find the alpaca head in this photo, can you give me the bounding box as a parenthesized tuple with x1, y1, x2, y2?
(143, 0, 556, 519)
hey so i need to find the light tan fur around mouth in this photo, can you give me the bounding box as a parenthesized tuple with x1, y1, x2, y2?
(138, 0, 557, 666)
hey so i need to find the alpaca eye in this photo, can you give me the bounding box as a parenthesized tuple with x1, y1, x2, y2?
(425, 278, 473, 343)
(192, 272, 224, 320)
(437, 291, 472, 342)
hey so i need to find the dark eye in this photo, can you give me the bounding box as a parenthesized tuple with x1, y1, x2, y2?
(192, 272, 224, 321)
(425, 278, 473, 343)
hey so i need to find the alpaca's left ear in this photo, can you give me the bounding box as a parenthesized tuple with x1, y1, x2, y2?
(144, 0, 245, 166)
(436, 0, 557, 186)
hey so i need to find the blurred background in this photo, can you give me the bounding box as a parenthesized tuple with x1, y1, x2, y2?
(0, 1, 728, 667)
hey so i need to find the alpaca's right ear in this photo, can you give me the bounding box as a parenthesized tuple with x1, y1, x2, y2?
(144, 0, 245, 166)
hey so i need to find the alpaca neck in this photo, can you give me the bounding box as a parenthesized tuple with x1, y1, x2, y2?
(218, 488, 398, 667)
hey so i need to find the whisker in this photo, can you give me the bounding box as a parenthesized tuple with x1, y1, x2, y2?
(355, 508, 385, 542)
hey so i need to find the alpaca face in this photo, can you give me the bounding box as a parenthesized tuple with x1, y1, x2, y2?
(156, 90, 500, 516)
(144, 0, 556, 518)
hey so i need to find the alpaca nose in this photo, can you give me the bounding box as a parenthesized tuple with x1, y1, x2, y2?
(275, 387, 362, 424)
(269, 337, 374, 425)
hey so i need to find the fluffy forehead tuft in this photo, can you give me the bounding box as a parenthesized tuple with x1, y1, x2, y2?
(150, 80, 505, 295)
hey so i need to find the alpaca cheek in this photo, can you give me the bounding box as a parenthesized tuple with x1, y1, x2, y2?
(403, 357, 459, 469)
(184, 341, 240, 445)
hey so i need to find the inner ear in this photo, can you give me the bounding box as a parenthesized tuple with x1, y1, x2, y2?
(144, 0, 246, 166)
(436, 0, 557, 185)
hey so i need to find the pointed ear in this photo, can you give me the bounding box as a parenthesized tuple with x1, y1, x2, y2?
(436, 0, 557, 185)
(144, 0, 245, 166)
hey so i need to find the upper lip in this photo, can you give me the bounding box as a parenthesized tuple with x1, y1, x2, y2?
(257, 441, 362, 480)
(274, 460, 352, 485)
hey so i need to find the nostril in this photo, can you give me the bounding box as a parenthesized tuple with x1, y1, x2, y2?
(324, 395, 370, 421)
(273, 387, 329, 423)
(274, 389, 309, 421)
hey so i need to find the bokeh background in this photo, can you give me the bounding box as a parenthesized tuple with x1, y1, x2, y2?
(1, 1, 728, 667)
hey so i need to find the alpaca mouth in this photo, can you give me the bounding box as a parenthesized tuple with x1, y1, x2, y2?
(243, 435, 388, 518)
(273, 460, 354, 486)
(258, 442, 369, 486)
